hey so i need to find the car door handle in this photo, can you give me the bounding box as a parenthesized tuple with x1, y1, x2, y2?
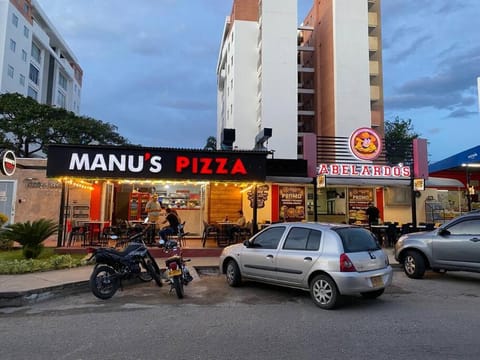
(266, 255, 274, 259)
(469, 238, 480, 242)
(304, 257, 312, 261)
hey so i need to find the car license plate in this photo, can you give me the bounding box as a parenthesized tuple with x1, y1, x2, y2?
(371, 275, 384, 288)
(168, 269, 182, 277)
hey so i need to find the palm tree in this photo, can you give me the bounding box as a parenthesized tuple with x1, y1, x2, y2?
(0, 219, 58, 259)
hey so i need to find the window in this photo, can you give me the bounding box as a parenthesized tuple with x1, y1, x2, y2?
(22, 49, 27, 62)
(10, 39, 16, 52)
(7, 65, 14, 78)
(24, 26, 29, 38)
(19, 74, 25, 86)
(335, 227, 379, 253)
(23, 3, 30, 13)
(283, 227, 322, 251)
(29, 64, 39, 84)
(252, 226, 285, 249)
(31, 43, 41, 63)
(27, 86, 37, 100)
(447, 219, 480, 235)
(57, 90, 66, 108)
(58, 73, 67, 90)
(12, 13, 19, 27)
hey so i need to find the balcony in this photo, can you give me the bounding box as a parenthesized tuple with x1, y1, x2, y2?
(298, 88, 315, 94)
(368, 12, 378, 27)
(298, 110, 315, 116)
(298, 45, 314, 52)
(370, 85, 380, 101)
(298, 65, 315, 73)
(369, 36, 378, 51)
(369, 60, 379, 75)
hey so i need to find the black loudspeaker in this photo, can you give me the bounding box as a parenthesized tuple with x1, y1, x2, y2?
(221, 129, 236, 149)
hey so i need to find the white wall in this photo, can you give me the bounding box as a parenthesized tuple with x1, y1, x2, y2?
(259, 0, 298, 158)
(333, 0, 372, 137)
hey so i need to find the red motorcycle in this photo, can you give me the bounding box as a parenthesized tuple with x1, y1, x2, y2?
(160, 231, 193, 299)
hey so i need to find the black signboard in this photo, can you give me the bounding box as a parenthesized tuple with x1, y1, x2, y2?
(47, 144, 267, 181)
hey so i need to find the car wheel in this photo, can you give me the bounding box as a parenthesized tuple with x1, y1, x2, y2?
(361, 288, 385, 299)
(403, 251, 426, 279)
(310, 274, 341, 310)
(225, 259, 241, 287)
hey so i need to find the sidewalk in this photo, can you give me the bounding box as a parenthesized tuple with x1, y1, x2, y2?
(0, 257, 221, 308)
(0, 250, 399, 308)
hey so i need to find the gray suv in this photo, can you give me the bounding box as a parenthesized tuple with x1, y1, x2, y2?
(395, 212, 480, 279)
(219, 222, 392, 309)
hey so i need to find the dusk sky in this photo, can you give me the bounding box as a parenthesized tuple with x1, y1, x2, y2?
(37, 0, 480, 163)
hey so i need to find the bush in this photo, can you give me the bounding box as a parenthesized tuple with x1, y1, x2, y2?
(0, 254, 86, 274)
(0, 219, 59, 259)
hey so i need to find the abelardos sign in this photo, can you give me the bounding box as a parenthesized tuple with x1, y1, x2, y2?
(47, 144, 267, 181)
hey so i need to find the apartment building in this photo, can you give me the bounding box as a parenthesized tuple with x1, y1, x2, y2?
(216, 0, 298, 159)
(298, 0, 384, 138)
(217, 0, 383, 164)
(0, 0, 82, 113)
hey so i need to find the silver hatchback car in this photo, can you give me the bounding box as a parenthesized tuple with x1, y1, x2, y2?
(219, 222, 393, 309)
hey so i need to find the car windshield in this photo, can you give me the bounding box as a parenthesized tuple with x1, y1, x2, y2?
(334, 227, 380, 253)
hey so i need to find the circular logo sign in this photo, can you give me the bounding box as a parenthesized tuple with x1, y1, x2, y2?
(349, 128, 382, 161)
(1, 150, 16, 176)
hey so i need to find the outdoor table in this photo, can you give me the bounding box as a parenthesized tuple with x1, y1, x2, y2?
(216, 222, 235, 246)
(82, 221, 109, 246)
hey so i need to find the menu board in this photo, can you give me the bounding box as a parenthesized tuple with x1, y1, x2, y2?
(279, 186, 306, 222)
(348, 188, 373, 224)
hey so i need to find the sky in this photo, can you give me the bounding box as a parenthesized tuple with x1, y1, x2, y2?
(36, 0, 480, 164)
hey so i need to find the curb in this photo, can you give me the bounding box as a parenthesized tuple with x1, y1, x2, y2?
(0, 281, 89, 308)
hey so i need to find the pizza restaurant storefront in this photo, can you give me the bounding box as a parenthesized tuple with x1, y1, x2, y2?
(46, 144, 316, 246)
(46, 144, 269, 246)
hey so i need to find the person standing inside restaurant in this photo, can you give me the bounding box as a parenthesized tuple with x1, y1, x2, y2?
(366, 202, 380, 226)
(145, 194, 162, 229)
(159, 208, 180, 244)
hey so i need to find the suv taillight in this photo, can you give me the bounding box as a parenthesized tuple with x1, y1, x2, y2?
(340, 253, 356, 272)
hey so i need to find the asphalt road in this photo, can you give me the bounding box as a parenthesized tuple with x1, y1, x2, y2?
(1, 270, 480, 360)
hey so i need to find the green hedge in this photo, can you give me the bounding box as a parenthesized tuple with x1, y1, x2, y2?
(0, 254, 87, 274)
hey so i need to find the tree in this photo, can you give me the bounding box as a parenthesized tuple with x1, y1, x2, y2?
(203, 136, 217, 150)
(384, 116, 420, 166)
(0, 93, 129, 157)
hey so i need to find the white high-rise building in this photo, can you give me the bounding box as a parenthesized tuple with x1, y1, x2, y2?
(216, 0, 298, 159)
(0, 0, 82, 113)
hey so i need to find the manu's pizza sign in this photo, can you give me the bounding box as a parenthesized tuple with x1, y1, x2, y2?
(46, 144, 267, 181)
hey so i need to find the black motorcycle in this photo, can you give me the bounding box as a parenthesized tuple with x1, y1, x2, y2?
(161, 237, 193, 299)
(88, 230, 163, 300)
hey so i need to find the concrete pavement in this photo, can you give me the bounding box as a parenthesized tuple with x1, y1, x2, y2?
(0, 249, 399, 308)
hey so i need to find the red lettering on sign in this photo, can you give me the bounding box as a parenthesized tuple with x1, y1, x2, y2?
(200, 158, 213, 174)
(215, 158, 229, 174)
(176, 156, 248, 175)
(176, 156, 190, 172)
(230, 159, 247, 175)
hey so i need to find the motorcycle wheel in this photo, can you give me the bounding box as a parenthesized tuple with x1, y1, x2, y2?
(144, 255, 163, 287)
(138, 271, 153, 282)
(89, 265, 119, 300)
(172, 275, 184, 299)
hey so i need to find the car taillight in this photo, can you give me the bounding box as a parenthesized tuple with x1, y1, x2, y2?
(340, 253, 356, 272)
(169, 262, 178, 271)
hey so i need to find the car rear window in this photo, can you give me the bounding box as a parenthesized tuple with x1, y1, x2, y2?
(283, 227, 322, 251)
(334, 227, 380, 253)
